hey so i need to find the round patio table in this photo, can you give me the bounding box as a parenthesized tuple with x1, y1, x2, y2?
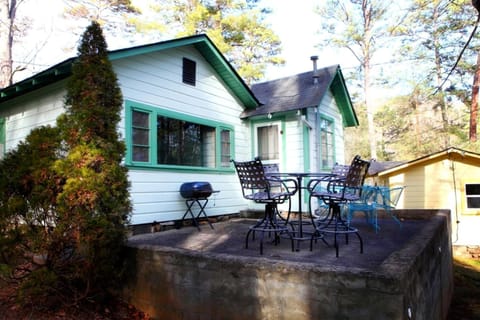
(273, 172, 336, 250)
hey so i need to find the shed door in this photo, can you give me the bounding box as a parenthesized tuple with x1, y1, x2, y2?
(254, 122, 282, 166)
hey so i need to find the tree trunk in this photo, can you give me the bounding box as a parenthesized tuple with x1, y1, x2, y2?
(362, 0, 377, 159)
(470, 51, 480, 142)
(364, 58, 377, 159)
(432, 3, 449, 147)
(0, 0, 15, 88)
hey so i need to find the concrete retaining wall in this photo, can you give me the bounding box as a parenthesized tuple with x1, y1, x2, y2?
(122, 212, 453, 319)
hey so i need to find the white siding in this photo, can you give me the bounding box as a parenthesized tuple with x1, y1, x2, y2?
(114, 46, 250, 224)
(0, 82, 67, 151)
(283, 114, 304, 172)
(128, 170, 245, 224)
(309, 89, 346, 173)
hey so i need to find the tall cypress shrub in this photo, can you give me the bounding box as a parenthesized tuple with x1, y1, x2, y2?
(54, 20, 131, 300)
(0, 21, 131, 307)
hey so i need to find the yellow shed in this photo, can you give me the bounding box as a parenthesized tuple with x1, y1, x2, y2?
(375, 147, 480, 246)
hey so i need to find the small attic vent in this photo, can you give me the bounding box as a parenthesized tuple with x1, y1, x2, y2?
(182, 57, 196, 86)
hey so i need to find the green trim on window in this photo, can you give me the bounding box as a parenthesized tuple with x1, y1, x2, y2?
(218, 127, 234, 168)
(281, 120, 287, 166)
(317, 113, 336, 170)
(125, 100, 235, 172)
(303, 111, 310, 172)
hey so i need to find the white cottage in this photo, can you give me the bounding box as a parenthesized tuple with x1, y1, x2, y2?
(0, 35, 358, 230)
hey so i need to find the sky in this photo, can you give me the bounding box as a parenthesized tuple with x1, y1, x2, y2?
(16, 0, 353, 83)
(260, 0, 353, 80)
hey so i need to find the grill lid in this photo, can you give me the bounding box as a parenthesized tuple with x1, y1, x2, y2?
(180, 182, 215, 199)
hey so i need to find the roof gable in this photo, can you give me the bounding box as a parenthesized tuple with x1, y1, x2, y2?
(0, 34, 259, 109)
(377, 147, 480, 177)
(244, 65, 358, 126)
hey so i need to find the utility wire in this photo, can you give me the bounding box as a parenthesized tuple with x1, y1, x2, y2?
(432, 6, 480, 96)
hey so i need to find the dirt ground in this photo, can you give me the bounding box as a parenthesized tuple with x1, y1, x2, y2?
(0, 280, 150, 320)
(447, 256, 480, 320)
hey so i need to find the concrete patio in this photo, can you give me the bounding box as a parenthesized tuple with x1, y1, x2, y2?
(122, 210, 453, 320)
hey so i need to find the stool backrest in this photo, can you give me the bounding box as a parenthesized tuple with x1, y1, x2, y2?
(231, 158, 269, 198)
(332, 163, 350, 179)
(343, 155, 371, 198)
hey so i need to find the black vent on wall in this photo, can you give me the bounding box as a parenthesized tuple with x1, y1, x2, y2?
(183, 58, 196, 86)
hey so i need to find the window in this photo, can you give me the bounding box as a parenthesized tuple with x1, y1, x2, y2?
(319, 117, 334, 168)
(132, 110, 150, 162)
(257, 125, 279, 161)
(0, 118, 5, 160)
(128, 104, 233, 170)
(182, 58, 196, 86)
(220, 129, 231, 167)
(157, 116, 215, 167)
(466, 184, 480, 209)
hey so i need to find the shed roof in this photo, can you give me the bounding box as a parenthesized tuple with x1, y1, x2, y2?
(376, 147, 480, 177)
(0, 34, 259, 109)
(368, 160, 405, 176)
(245, 65, 358, 127)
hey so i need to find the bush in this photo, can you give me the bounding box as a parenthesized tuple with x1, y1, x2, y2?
(0, 21, 131, 308)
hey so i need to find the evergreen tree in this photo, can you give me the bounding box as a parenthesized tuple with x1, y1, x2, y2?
(54, 20, 131, 300)
(396, 0, 477, 148)
(0, 21, 131, 307)
(128, 0, 284, 84)
(315, 0, 402, 159)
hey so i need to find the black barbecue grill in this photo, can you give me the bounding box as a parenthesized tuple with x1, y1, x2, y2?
(179, 182, 219, 231)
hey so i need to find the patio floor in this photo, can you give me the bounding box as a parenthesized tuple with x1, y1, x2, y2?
(127, 216, 430, 270)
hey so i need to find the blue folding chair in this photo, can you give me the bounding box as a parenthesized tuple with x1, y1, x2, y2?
(348, 185, 405, 232)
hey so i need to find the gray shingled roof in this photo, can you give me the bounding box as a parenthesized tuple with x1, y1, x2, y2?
(368, 160, 405, 176)
(243, 65, 340, 118)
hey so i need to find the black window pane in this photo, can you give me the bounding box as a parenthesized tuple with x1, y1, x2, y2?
(133, 128, 149, 145)
(132, 110, 149, 162)
(133, 110, 149, 127)
(466, 184, 480, 195)
(133, 146, 149, 162)
(157, 115, 213, 166)
(467, 197, 480, 208)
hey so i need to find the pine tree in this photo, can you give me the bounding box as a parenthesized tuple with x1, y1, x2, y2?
(54, 20, 131, 301)
(0, 20, 131, 307)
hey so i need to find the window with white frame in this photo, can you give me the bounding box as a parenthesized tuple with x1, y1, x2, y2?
(319, 117, 334, 168)
(257, 125, 279, 161)
(129, 104, 233, 169)
(465, 184, 480, 209)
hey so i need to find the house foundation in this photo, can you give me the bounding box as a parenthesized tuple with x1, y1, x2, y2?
(122, 210, 452, 320)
